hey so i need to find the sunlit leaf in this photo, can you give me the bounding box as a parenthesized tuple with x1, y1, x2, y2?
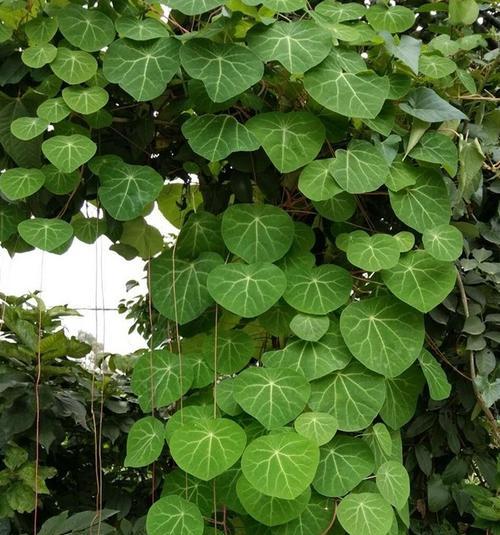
(17, 218, 73, 251)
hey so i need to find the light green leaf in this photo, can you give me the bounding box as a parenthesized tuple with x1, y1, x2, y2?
(346, 232, 400, 272)
(304, 55, 389, 119)
(262, 318, 353, 380)
(382, 250, 456, 312)
(366, 4, 415, 33)
(125, 416, 164, 468)
(419, 54, 457, 79)
(337, 492, 394, 535)
(151, 251, 223, 325)
(120, 217, 163, 259)
(384, 34, 421, 75)
(294, 412, 337, 446)
(0, 26, 12, 44)
(42, 164, 79, 195)
(0, 168, 45, 200)
(103, 38, 180, 101)
(165, 405, 213, 443)
(182, 115, 259, 161)
(176, 211, 225, 259)
(21, 44, 57, 68)
(331, 140, 389, 193)
(247, 20, 332, 73)
(380, 364, 425, 429)
(161, 469, 213, 516)
(246, 111, 325, 173)
(115, 16, 168, 40)
(313, 434, 374, 497)
(389, 169, 451, 233)
(50, 48, 98, 85)
(362, 103, 396, 137)
(207, 262, 287, 318)
(42, 134, 96, 173)
(340, 295, 424, 377)
(376, 461, 410, 510)
(0, 202, 27, 241)
(370, 423, 393, 457)
(24, 16, 58, 45)
(236, 475, 310, 526)
(315, 1, 366, 23)
(312, 193, 356, 222)
(289, 313, 330, 342)
(166, 0, 223, 15)
(422, 224, 463, 261)
(418, 349, 451, 401)
(449, 0, 479, 25)
(273, 497, 334, 535)
(37, 98, 71, 123)
(394, 231, 415, 253)
(97, 162, 163, 221)
(131, 349, 193, 412)
(400, 88, 467, 122)
(234, 367, 310, 429)
(146, 496, 204, 535)
(283, 264, 352, 314)
(409, 131, 458, 176)
(204, 329, 257, 375)
(180, 40, 263, 102)
(384, 158, 418, 192)
(221, 203, 294, 263)
(241, 432, 319, 499)
(215, 377, 242, 415)
(170, 418, 246, 480)
(57, 5, 115, 52)
(62, 86, 109, 115)
(17, 218, 73, 251)
(309, 361, 386, 432)
(298, 159, 341, 201)
(10, 117, 48, 141)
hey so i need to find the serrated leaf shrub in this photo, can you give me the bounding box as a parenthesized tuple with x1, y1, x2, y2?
(0, 0, 498, 534)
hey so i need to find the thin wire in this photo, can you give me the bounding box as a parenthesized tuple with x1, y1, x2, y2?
(212, 304, 219, 532)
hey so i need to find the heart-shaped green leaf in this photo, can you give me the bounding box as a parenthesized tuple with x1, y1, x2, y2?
(393, 231, 415, 252)
(161, 469, 213, 516)
(124, 416, 164, 468)
(204, 329, 257, 375)
(246, 112, 325, 173)
(272, 498, 333, 535)
(21, 44, 57, 68)
(0, 168, 45, 200)
(10, 117, 48, 141)
(151, 251, 223, 325)
(62, 86, 109, 115)
(166, 0, 223, 15)
(170, 418, 246, 480)
(294, 412, 337, 446)
(366, 4, 415, 33)
(233, 367, 310, 429)
(340, 295, 425, 377)
(241, 432, 319, 499)
(409, 131, 458, 176)
(346, 232, 400, 272)
(419, 54, 457, 79)
(422, 224, 463, 261)
(207, 262, 287, 318)
(17, 218, 73, 251)
(298, 159, 341, 201)
(24, 16, 58, 45)
(37, 98, 71, 123)
(115, 16, 168, 40)
(176, 211, 225, 259)
(221, 204, 294, 263)
(165, 405, 214, 443)
(50, 48, 98, 84)
(312, 193, 357, 222)
(315, 1, 366, 23)
(418, 349, 451, 401)
(376, 461, 410, 510)
(289, 313, 330, 342)
(146, 496, 204, 535)
(42, 134, 97, 172)
(42, 165, 79, 195)
(313, 434, 374, 497)
(381, 250, 456, 312)
(337, 492, 394, 535)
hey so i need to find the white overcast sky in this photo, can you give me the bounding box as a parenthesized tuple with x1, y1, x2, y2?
(0, 208, 174, 354)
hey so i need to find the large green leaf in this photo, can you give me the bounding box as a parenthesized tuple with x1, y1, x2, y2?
(298, 159, 340, 201)
(37, 98, 70, 123)
(40, 165, 78, 195)
(337, 492, 394, 535)
(389, 169, 451, 233)
(313, 434, 374, 497)
(165, 405, 214, 443)
(419, 54, 457, 79)
(312, 193, 356, 222)
(399, 88, 467, 122)
(384, 158, 419, 192)
(131, 349, 193, 412)
(146, 496, 204, 535)
(331, 140, 389, 193)
(304, 55, 389, 119)
(340, 295, 425, 377)
(180, 39, 263, 102)
(0, 168, 45, 200)
(150, 251, 223, 325)
(366, 4, 415, 33)
(24, 16, 58, 45)
(221, 204, 294, 263)
(167, 0, 223, 15)
(246, 112, 325, 173)
(182, 115, 259, 161)
(17, 218, 73, 251)
(283, 264, 352, 314)
(103, 38, 180, 101)
(315, 1, 366, 23)
(294, 412, 337, 446)
(57, 5, 115, 52)
(124, 416, 164, 468)
(309, 362, 386, 431)
(50, 48, 98, 84)
(422, 224, 463, 261)
(409, 131, 458, 176)
(376, 461, 410, 510)
(272, 497, 333, 535)
(42, 134, 97, 173)
(176, 211, 225, 259)
(61, 86, 109, 115)
(21, 44, 57, 68)
(241, 432, 319, 499)
(289, 313, 330, 342)
(10, 117, 48, 141)
(97, 162, 163, 221)
(207, 262, 287, 318)
(418, 349, 451, 401)
(170, 418, 246, 480)
(263, 318, 352, 380)
(381, 250, 456, 312)
(204, 329, 257, 375)
(233, 367, 310, 429)
(115, 16, 168, 41)
(346, 232, 400, 272)
(247, 20, 332, 73)
(236, 475, 310, 526)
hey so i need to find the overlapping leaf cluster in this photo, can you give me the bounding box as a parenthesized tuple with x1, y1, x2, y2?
(0, 0, 498, 534)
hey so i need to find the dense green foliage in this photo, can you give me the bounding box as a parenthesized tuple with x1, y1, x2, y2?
(0, 0, 499, 534)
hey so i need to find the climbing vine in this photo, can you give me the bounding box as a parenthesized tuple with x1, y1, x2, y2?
(0, 0, 499, 534)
